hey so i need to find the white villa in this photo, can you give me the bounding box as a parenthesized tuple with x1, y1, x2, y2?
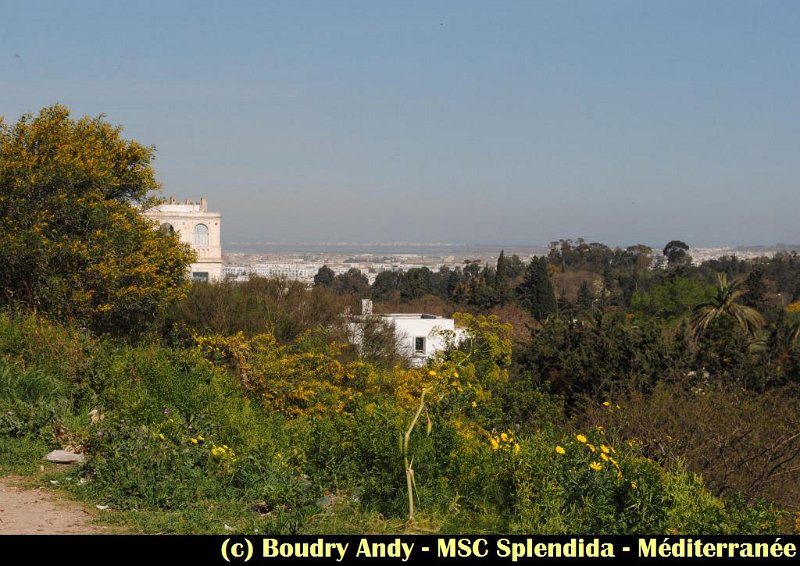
(144, 197, 222, 282)
(352, 300, 461, 367)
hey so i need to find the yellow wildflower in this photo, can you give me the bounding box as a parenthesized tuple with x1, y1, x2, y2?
(428, 370, 437, 377)
(500, 432, 509, 442)
(631, 481, 638, 490)
(555, 445, 566, 455)
(587, 443, 596, 452)
(589, 461, 603, 471)
(158, 433, 165, 440)
(471, 401, 477, 408)
(603, 401, 611, 407)
(600, 444, 610, 454)
(453, 372, 459, 378)
(576, 434, 587, 443)
(490, 438, 500, 450)
(513, 443, 521, 455)
(600, 453, 609, 461)
(190, 438, 198, 444)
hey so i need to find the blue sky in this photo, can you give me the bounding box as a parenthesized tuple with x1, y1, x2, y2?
(2, 1, 798, 247)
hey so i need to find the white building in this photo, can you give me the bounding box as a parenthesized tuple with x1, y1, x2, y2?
(385, 313, 458, 367)
(144, 197, 222, 282)
(351, 300, 461, 367)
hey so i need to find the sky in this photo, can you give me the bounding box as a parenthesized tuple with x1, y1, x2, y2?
(2, 1, 798, 248)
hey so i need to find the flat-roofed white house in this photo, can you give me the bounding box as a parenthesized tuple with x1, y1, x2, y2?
(351, 300, 461, 367)
(144, 197, 222, 282)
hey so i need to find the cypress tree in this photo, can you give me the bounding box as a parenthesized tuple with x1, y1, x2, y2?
(577, 280, 594, 311)
(494, 250, 512, 304)
(516, 257, 558, 320)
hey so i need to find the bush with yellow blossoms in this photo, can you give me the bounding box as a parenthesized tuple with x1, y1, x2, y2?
(502, 410, 782, 535)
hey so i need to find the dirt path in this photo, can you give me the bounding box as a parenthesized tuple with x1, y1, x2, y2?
(0, 477, 103, 534)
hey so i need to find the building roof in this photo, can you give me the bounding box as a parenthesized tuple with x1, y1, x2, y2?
(144, 197, 220, 217)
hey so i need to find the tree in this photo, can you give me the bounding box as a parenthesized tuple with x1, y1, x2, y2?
(0, 104, 195, 336)
(516, 257, 557, 320)
(463, 260, 481, 280)
(742, 266, 768, 311)
(576, 280, 593, 312)
(632, 276, 714, 320)
(401, 267, 434, 300)
(690, 273, 765, 343)
(333, 268, 370, 297)
(506, 254, 525, 279)
(314, 265, 335, 288)
(442, 266, 463, 300)
(663, 240, 691, 269)
(465, 265, 499, 310)
(557, 288, 574, 318)
(371, 270, 403, 301)
(622, 244, 653, 274)
(493, 250, 512, 304)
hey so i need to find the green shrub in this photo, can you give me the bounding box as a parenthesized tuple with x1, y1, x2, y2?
(0, 361, 73, 437)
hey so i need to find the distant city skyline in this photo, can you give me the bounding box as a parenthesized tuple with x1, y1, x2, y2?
(3, 1, 798, 247)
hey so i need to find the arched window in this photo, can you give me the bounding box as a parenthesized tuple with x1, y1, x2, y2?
(193, 223, 209, 247)
(159, 223, 175, 235)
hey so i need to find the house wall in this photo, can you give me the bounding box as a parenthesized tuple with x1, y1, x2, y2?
(143, 198, 223, 281)
(389, 317, 456, 367)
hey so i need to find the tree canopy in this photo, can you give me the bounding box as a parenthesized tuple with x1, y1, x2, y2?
(0, 104, 195, 335)
(516, 257, 557, 320)
(663, 240, 691, 269)
(313, 265, 335, 288)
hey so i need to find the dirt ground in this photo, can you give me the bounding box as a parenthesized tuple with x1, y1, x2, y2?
(0, 477, 104, 534)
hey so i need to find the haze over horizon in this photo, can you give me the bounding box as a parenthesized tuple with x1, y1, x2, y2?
(3, 1, 798, 248)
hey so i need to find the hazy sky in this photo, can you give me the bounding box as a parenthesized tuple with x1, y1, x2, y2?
(3, 1, 798, 247)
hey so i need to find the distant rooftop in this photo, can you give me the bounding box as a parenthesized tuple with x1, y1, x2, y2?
(147, 197, 212, 214)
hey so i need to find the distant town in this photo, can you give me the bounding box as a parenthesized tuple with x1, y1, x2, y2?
(143, 197, 799, 285)
(221, 242, 799, 284)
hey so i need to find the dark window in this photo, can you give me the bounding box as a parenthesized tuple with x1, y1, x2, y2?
(414, 336, 425, 354)
(192, 271, 209, 282)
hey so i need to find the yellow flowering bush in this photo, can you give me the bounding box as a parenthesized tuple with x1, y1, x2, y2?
(0, 105, 196, 336)
(196, 331, 365, 417)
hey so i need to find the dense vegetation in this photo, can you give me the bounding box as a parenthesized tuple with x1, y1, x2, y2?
(0, 311, 784, 534)
(0, 105, 195, 337)
(2, 106, 799, 533)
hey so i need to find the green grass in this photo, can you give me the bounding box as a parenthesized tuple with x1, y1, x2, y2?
(0, 436, 52, 475)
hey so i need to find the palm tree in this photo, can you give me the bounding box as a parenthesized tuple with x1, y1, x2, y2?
(690, 273, 765, 343)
